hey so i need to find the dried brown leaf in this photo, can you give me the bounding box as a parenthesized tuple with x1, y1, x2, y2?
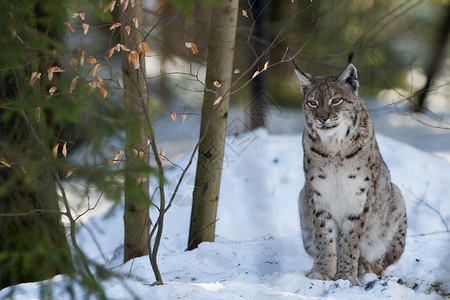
(52, 144, 59, 159)
(87, 56, 97, 64)
(109, 22, 121, 30)
(62, 142, 67, 158)
(72, 12, 86, 20)
(35, 106, 41, 123)
(82, 23, 89, 35)
(139, 42, 150, 54)
(80, 49, 85, 66)
(65, 168, 76, 178)
(181, 113, 187, 124)
(125, 25, 131, 36)
(213, 80, 221, 88)
(70, 76, 79, 93)
(119, 44, 131, 51)
(99, 88, 107, 99)
(0, 156, 11, 168)
(213, 96, 223, 105)
(104, 0, 116, 13)
(170, 112, 177, 122)
(133, 148, 138, 157)
(185, 42, 198, 54)
(251, 70, 259, 79)
(263, 60, 269, 71)
(49, 86, 57, 95)
(234, 69, 240, 74)
(138, 151, 144, 159)
(29, 72, 41, 86)
(64, 22, 75, 32)
(91, 63, 102, 77)
(242, 10, 248, 17)
(159, 149, 165, 157)
(128, 51, 140, 69)
(132, 17, 138, 28)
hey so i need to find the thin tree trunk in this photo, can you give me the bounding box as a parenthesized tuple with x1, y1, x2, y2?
(249, 0, 269, 130)
(188, 0, 239, 250)
(117, 0, 151, 263)
(415, 3, 450, 111)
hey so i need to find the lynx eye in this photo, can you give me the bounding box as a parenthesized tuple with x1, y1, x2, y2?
(306, 100, 318, 108)
(330, 98, 343, 106)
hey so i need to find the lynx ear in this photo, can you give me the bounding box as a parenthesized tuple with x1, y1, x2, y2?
(294, 69, 313, 95)
(338, 63, 359, 93)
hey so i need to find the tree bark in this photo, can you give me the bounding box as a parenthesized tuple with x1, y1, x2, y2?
(188, 0, 239, 250)
(117, 0, 151, 263)
(0, 1, 73, 288)
(415, 3, 450, 111)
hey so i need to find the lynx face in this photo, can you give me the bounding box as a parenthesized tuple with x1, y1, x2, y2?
(295, 64, 360, 140)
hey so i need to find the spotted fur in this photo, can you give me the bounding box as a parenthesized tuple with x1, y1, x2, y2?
(294, 59, 407, 286)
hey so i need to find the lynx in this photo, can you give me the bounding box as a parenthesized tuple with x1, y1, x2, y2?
(293, 56, 407, 286)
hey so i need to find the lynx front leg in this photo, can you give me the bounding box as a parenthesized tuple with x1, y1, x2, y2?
(334, 212, 367, 286)
(307, 208, 338, 281)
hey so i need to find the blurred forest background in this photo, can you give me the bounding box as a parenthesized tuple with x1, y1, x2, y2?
(1, 0, 449, 294)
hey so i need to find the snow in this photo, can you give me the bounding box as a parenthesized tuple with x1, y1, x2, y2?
(2, 128, 450, 299)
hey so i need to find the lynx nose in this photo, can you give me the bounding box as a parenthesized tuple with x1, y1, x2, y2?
(317, 115, 329, 124)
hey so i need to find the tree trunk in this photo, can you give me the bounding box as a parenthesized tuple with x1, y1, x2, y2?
(117, 0, 151, 263)
(0, 1, 73, 288)
(249, 0, 269, 130)
(415, 2, 450, 111)
(188, 0, 239, 250)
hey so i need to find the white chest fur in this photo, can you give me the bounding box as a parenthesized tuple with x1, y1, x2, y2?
(311, 163, 366, 225)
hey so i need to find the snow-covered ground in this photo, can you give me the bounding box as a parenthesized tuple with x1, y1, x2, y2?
(2, 125, 449, 299)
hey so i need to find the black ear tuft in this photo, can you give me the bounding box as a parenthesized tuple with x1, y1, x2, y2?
(348, 52, 354, 64)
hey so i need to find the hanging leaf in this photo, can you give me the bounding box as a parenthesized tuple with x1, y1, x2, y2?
(52, 144, 59, 159)
(47, 66, 65, 81)
(139, 42, 150, 54)
(80, 49, 85, 66)
(159, 149, 165, 157)
(0, 156, 11, 168)
(99, 88, 108, 99)
(263, 60, 269, 71)
(64, 22, 75, 33)
(130, 0, 135, 8)
(113, 149, 122, 163)
(49, 86, 57, 95)
(128, 51, 140, 69)
(72, 12, 86, 20)
(125, 25, 131, 36)
(62, 142, 67, 158)
(82, 23, 89, 35)
(29, 72, 41, 86)
(104, 0, 116, 13)
(251, 70, 259, 79)
(97, 76, 105, 88)
(133, 149, 138, 157)
(213, 96, 223, 105)
(122, 0, 129, 11)
(213, 80, 221, 88)
(234, 69, 240, 74)
(91, 63, 102, 77)
(65, 168, 76, 178)
(70, 76, 79, 93)
(34, 106, 41, 123)
(87, 56, 97, 64)
(181, 113, 187, 124)
(139, 151, 144, 159)
(136, 177, 142, 184)
(170, 112, 177, 122)
(185, 42, 199, 54)
(119, 44, 131, 51)
(132, 17, 138, 28)
(109, 22, 121, 30)
(242, 10, 248, 17)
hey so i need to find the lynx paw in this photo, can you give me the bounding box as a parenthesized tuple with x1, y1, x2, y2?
(306, 269, 333, 281)
(334, 272, 361, 286)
